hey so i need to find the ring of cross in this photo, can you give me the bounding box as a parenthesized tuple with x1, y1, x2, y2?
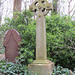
(29, 0, 52, 17)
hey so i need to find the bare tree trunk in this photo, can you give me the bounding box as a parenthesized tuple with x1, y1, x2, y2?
(0, 16, 1, 26)
(68, 0, 75, 16)
(68, 0, 72, 15)
(0, 0, 1, 26)
(13, 0, 21, 19)
(53, 0, 59, 14)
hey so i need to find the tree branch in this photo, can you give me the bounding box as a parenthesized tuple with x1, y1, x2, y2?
(0, 0, 7, 5)
(68, 38, 75, 45)
(69, 4, 75, 14)
(69, 0, 72, 3)
(71, 10, 75, 18)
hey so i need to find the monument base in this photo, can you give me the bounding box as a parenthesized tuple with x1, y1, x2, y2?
(28, 60, 54, 75)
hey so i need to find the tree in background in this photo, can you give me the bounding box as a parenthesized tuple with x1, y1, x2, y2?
(0, 0, 75, 71)
(68, 0, 75, 18)
(53, 0, 59, 14)
(13, 0, 22, 19)
(0, 0, 1, 26)
(53, 0, 75, 19)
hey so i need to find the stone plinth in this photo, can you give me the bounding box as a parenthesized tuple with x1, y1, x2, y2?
(28, 60, 54, 75)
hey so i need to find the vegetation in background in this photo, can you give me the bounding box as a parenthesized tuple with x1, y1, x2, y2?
(0, 61, 75, 75)
(0, 61, 37, 75)
(52, 66, 75, 75)
(46, 14, 75, 70)
(0, 10, 75, 71)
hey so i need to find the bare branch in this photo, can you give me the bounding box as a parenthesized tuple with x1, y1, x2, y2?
(0, 0, 7, 5)
(67, 46, 75, 50)
(69, 0, 72, 3)
(50, 50, 74, 60)
(68, 38, 75, 45)
(69, 4, 75, 14)
(71, 10, 75, 18)
(68, 0, 73, 15)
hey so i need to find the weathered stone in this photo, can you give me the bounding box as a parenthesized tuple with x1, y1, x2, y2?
(28, 0, 54, 75)
(29, 0, 53, 61)
(28, 62, 54, 75)
(3, 29, 21, 62)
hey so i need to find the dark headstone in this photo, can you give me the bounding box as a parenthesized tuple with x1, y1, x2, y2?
(3, 29, 21, 62)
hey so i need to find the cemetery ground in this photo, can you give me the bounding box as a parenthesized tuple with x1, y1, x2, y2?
(0, 10, 75, 74)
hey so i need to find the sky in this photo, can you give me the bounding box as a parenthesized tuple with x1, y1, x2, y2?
(0, 0, 75, 24)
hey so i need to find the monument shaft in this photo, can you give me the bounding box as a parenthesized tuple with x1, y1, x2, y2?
(36, 15, 47, 60)
(28, 0, 54, 75)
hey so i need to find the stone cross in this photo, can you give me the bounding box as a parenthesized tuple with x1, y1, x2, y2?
(28, 1, 54, 75)
(3, 29, 21, 62)
(29, 0, 52, 62)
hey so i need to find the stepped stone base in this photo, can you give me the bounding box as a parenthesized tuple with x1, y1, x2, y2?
(28, 60, 54, 75)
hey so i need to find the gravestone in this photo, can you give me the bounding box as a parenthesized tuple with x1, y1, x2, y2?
(28, 0, 54, 75)
(3, 29, 21, 62)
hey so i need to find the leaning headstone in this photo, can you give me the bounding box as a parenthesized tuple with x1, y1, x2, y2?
(3, 29, 21, 62)
(28, 0, 54, 75)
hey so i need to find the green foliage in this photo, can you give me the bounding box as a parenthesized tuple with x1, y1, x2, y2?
(0, 10, 75, 70)
(73, 68, 75, 74)
(1, 10, 36, 65)
(52, 66, 75, 75)
(46, 14, 75, 70)
(0, 28, 5, 54)
(0, 61, 36, 75)
(0, 61, 26, 75)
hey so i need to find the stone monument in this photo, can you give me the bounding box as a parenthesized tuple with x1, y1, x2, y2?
(3, 29, 21, 62)
(28, 0, 54, 75)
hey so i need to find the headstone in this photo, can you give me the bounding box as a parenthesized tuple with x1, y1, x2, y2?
(28, 0, 54, 75)
(3, 29, 21, 62)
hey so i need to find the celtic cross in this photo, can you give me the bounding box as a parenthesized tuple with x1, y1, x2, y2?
(29, 0, 52, 62)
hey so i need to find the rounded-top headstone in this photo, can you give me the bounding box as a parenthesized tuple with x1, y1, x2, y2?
(3, 29, 21, 62)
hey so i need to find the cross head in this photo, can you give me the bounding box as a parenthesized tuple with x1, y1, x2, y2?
(29, 0, 53, 17)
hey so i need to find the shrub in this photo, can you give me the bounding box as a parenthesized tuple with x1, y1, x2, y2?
(0, 61, 26, 75)
(46, 14, 75, 70)
(0, 11, 75, 70)
(0, 60, 37, 75)
(52, 66, 75, 75)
